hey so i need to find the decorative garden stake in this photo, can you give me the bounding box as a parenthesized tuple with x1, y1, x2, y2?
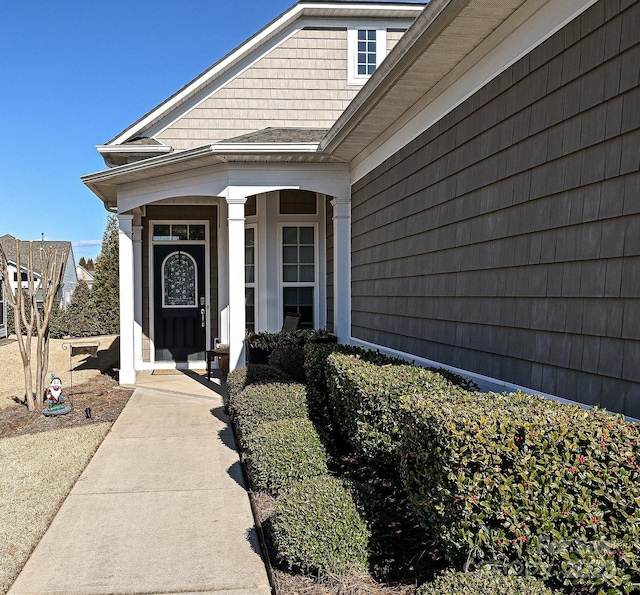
(43, 374, 71, 416)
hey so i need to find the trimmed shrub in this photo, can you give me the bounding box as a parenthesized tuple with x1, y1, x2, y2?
(268, 476, 374, 574)
(400, 391, 640, 593)
(417, 569, 560, 595)
(244, 417, 329, 495)
(226, 364, 291, 399)
(325, 354, 470, 470)
(304, 343, 406, 432)
(228, 382, 308, 443)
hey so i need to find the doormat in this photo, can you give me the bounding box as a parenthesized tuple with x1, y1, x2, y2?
(151, 369, 205, 375)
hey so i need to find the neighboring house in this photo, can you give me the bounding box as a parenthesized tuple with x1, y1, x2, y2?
(76, 265, 96, 290)
(0, 275, 6, 339)
(83, 0, 640, 418)
(0, 235, 78, 309)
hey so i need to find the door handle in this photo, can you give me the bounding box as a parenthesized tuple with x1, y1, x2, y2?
(200, 308, 206, 328)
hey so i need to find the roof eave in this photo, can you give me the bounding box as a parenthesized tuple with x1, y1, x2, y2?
(321, 0, 468, 153)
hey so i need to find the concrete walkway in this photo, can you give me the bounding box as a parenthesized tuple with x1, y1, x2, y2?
(8, 371, 271, 595)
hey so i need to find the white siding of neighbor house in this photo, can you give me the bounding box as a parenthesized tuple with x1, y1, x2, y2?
(156, 28, 405, 150)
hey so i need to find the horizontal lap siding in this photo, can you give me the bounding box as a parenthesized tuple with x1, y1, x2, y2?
(158, 29, 358, 149)
(351, 0, 640, 416)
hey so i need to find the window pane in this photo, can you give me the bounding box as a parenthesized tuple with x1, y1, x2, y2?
(283, 287, 314, 328)
(299, 246, 314, 264)
(153, 225, 171, 241)
(245, 195, 257, 217)
(245, 287, 255, 333)
(358, 64, 367, 75)
(367, 64, 376, 75)
(173, 225, 188, 240)
(299, 227, 314, 245)
(283, 246, 298, 264)
(280, 190, 316, 214)
(282, 227, 298, 245)
(245, 228, 255, 283)
(283, 265, 298, 282)
(358, 30, 366, 40)
(358, 42, 366, 52)
(299, 265, 314, 282)
(189, 225, 205, 240)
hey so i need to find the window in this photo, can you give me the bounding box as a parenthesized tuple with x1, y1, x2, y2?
(357, 29, 377, 75)
(153, 223, 205, 241)
(162, 252, 197, 307)
(348, 27, 386, 85)
(282, 226, 315, 328)
(280, 190, 317, 215)
(245, 227, 256, 332)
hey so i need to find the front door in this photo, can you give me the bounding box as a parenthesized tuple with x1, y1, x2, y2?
(154, 244, 206, 361)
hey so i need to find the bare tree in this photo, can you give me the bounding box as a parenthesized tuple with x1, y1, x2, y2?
(0, 238, 65, 411)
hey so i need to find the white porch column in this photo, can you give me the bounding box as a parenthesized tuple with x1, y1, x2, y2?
(118, 214, 136, 385)
(226, 192, 247, 370)
(133, 221, 143, 369)
(332, 195, 352, 344)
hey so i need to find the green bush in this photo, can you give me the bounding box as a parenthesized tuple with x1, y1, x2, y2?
(325, 354, 470, 470)
(303, 343, 405, 432)
(400, 391, 640, 593)
(226, 364, 291, 399)
(244, 417, 329, 495)
(417, 569, 560, 595)
(244, 328, 336, 382)
(268, 476, 374, 574)
(228, 382, 308, 444)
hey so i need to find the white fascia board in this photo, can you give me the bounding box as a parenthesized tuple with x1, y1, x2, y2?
(350, 0, 599, 183)
(96, 145, 172, 154)
(211, 143, 321, 153)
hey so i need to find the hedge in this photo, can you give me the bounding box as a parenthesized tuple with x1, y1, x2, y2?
(227, 382, 308, 444)
(400, 391, 640, 593)
(303, 343, 406, 433)
(226, 364, 292, 399)
(267, 476, 376, 574)
(325, 354, 470, 470)
(417, 569, 560, 595)
(244, 417, 329, 495)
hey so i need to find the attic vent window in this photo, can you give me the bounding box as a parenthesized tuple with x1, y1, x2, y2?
(348, 27, 386, 85)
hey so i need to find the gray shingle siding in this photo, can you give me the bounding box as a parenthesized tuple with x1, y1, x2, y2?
(351, 0, 640, 416)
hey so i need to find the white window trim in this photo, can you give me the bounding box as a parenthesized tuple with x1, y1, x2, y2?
(278, 222, 319, 329)
(347, 26, 387, 86)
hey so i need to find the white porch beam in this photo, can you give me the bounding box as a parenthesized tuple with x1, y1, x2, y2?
(118, 214, 136, 385)
(332, 195, 352, 343)
(226, 191, 247, 370)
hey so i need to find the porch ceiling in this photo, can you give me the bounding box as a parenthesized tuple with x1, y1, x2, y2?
(321, 0, 528, 161)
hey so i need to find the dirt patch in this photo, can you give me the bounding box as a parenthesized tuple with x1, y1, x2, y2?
(0, 373, 133, 439)
(0, 335, 133, 438)
(0, 335, 119, 410)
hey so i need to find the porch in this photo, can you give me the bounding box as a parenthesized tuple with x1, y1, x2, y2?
(114, 162, 352, 384)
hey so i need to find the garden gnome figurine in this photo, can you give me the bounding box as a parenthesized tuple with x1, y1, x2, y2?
(46, 375, 65, 408)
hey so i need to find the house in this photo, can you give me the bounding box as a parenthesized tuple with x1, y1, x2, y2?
(0, 275, 6, 339)
(83, 0, 640, 417)
(76, 264, 96, 290)
(0, 235, 78, 309)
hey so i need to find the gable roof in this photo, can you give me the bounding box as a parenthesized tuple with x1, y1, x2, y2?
(0, 234, 71, 276)
(100, 1, 426, 152)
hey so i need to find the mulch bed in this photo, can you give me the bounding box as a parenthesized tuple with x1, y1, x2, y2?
(0, 373, 133, 439)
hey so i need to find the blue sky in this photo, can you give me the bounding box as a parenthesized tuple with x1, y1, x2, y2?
(0, 0, 293, 261)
